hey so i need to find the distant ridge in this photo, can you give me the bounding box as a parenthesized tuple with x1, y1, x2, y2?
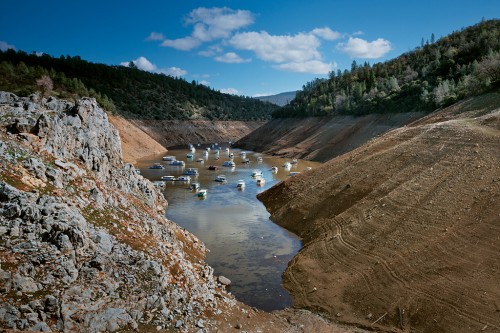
(256, 91, 297, 106)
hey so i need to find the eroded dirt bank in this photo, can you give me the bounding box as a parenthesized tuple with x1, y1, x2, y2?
(108, 115, 167, 163)
(258, 94, 500, 333)
(235, 112, 424, 162)
(131, 119, 266, 148)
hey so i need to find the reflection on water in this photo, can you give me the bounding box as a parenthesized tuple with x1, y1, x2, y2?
(137, 145, 320, 311)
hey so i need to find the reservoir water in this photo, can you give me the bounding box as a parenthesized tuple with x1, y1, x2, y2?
(137, 145, 320, 311)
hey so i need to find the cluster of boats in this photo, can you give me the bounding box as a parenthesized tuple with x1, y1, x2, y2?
(147, 143, 313, 198)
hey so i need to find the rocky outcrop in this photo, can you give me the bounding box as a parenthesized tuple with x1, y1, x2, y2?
(0, 93, 234, 332)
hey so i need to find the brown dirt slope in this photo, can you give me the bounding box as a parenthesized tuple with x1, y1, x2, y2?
(108, 114, 167, 163)
(258, 93, 500, 333)
(235, 112, 424, 162)
(131, 119, 266, 148)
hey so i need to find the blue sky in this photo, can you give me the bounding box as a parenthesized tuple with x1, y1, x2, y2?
(1, 1, 498, 97)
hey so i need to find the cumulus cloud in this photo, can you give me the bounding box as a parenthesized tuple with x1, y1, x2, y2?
(220, 88, 239, 95)
(199, 80, 210, 86)
(198, 45, 223, 57)
(274, 60, 336, 74)
(215, 52, 251, 64)
(337, 37, 392, 59)
(163, 66, 188, 77)
(229, 31, 321, 63)
(120, 56, 187, 76)
(311, 27, 341, 41)
(146, 32, 165, 41)
(0, 41, 16, 51)
(162, 7, 254, 51)
(161, 37, 201, 51)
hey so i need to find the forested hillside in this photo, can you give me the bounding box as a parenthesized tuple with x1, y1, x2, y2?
(0, 50, 278, 120)
(274, 19, 500, 118)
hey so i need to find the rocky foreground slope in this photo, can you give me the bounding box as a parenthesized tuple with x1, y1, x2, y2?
(0, 92, 375, 333)
(258, 93, 500, 333)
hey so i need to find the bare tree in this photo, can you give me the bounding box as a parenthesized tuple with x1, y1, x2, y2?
(36, 75, 53, 100)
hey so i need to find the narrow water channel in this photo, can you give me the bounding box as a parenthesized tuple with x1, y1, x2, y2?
(136, 145, 320, 311)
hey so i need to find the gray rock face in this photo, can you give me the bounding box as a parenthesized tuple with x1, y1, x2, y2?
(0, 92, 229, 332)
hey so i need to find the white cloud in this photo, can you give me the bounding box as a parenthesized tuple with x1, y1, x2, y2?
(311, 27, 341, 41)
(0, 41, 16, 51)
(220, 88, 239, 95)
(146, 32, 165, 41)
(198, 45, 223, 57)
(215, 52, 251, 64)
(120, 56, 187, 77)
(187, 7, 254, 41)
(229, 31, 321, 63)
(162, 66, 187, 77)
(274, 60, 336, 74)
(352, 31, 364, 36)
(337, 37, 392, 59)
(199, 80, 210, 86)
(162, 7, 254, 51)
(161, 36, 201, 51)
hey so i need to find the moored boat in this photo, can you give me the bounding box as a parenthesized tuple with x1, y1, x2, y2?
(161, 175, 176, 181)
(191, 182, 200, 190)
(197, 189, 207, 198)
(256, 177, 265, 186)
(184, 168, 199, 176)
(237, 180, 246, 189)
(214, 175, 227, 182)
(162, 156, 176, 161)
(170, 160, 185, 166)
(149, 163, 165, 169)
(176, 176, 191, 182)
(251, 169, 263, 178)
(222, 161, 236, 167)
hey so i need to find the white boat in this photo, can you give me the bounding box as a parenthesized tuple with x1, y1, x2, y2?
(206, 147, 211, 152)
(162, 156, 176, 161)
(196, 158, 205, 163)
(289, 172, 301, 176)
(222, 161, 236, 167)
(228, 153, 234, 158)
(271, 166, 278, 173)
(149, 163, 165, 170)
(241, 158, 250, 164)
(203, 151, 209, 156)
(153, 181, 166, 188)
(189, 147, 196, 153)
(186, 153, 194, 159)
(251, 169, 263, 178)
(169, 160, 185, 166)
(256, 156, 263, 162)
(191, 182, 200, 190)
(236, 180, 246, 189)
(176, 176, 191, 182)
(161, 175, 176, 181)
(214, 175, 227, 182)
(183, 168, 199, 176)
(291, 158, 298, 165)
(197, 189, 207, 198)
(256, 178, 265, 186)
(283, 162, 292, 169)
